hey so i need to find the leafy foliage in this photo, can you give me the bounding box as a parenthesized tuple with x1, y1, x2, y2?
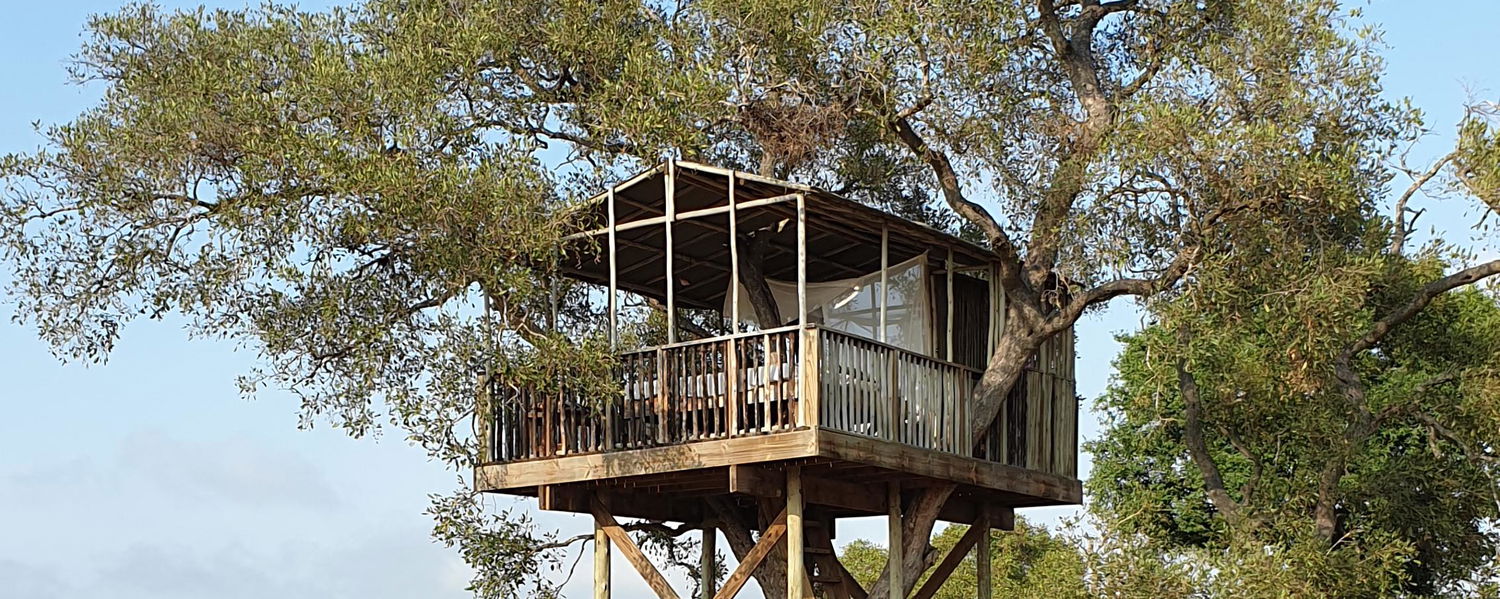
(1090, 233, 1500, 596)
(840, 519, 1087, 599)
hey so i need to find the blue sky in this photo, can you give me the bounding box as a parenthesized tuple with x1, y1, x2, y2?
(1, 2, 1496, 598)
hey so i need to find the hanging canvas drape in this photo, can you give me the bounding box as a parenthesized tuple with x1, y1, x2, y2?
(725, 253, 932, 354)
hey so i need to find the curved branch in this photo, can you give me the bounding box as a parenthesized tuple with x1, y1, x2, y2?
(1343, 259, 1500, 359)
(888, 116, 1029, 296)
(1390, 152, 1456, 255)
(1044, 245, 1197, 336)
(1176, 353, 1243, 520)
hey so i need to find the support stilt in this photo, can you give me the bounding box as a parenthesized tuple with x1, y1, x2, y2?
(788, 466, 806, 599)
(702, 524, 718, 598)
(882, 483, 894, 599)
(976, 508, 992, 599)
(887, 483, 903, 599)
(594, 521, 611, 599)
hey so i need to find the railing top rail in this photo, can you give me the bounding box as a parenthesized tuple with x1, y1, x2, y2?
(616, 324, 805, 358)
(811, 325, 984, 376)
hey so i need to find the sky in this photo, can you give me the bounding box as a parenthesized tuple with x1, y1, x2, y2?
(0, 2, 1496, 598)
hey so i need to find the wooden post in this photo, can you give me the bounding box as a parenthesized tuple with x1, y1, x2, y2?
(701, 525, 718, 598)
(788, 466, 806, 599)
(986, 264, 996, 355)
(800, 327, 820, 428)
(879, 225, 888, 343)
(608, 187, 618, 347)
(657, 348, 669, 443)
(595, 521, 612, 599)
(666, 158, 677, 344)
(728, 171, 739, 333)
(726, 338, 740, 436)
(796, 193, 807, 326)
(887, 482, 903, 599)
(976, 508, 992, 599)
(945, 248, 954, 363)
(888, 352, 901, 444)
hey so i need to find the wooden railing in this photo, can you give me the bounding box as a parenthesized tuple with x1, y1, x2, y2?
(484, 327, 803, 463)
(815, 328, 974, 455)
(481, 325, 1078, 478)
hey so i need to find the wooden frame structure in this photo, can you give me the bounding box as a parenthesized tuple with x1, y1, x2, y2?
(477, 161, 1080, 598)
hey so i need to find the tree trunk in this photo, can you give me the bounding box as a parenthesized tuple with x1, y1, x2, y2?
(737, 230, 783, 326)
(967, 303, 1046, 441)
(710, 498, 789, 599)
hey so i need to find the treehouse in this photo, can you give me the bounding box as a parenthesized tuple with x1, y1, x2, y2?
(475, 161, 1079, 599)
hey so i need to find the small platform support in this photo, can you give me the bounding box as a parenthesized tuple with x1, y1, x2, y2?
(910, 515, 988, 599)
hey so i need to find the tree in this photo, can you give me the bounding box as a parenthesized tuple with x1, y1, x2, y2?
(839, 519, 1087, 599)
(1089, 106, 1500, 596)
(4, 1, 1496, 597)
(687, 2, 1424, 592)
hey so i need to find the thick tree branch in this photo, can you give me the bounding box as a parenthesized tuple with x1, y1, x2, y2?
(1314, 260, 1500, 543)
(1027, 0, 1120, 280)
(536, 520, 699, 551)
(1343, 259, 1500, 359)
(1043, 245, 1197, 337)
(737, 227, 784, 326)
(888, 116, 1029, 297)
(1176, 353, 1244, 520)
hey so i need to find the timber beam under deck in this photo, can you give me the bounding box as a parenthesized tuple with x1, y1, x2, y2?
(475, 428, 1079, 527)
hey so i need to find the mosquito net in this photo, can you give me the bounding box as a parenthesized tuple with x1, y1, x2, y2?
(724, 253, 932, 354)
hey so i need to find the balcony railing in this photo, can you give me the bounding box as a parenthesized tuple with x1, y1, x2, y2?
(480, 325, 1077, 477)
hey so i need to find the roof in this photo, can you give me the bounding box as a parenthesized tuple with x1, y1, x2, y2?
(561, 161, 996, 311)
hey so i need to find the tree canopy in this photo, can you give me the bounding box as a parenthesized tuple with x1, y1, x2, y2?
(3, 1, 1500, 598)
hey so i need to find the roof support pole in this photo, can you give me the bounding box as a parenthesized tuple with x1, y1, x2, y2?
(665, 158, 677, 344)
(945, 248, 955, 362)
(879, 224, 889, 343)
(607, 188, 618, 347)
(728, 172, 739, 333)
(796, 193, 807, 326)
(796, 193, 808, 430)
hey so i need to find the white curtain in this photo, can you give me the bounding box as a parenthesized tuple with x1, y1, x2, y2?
(724, 253, 931, 354)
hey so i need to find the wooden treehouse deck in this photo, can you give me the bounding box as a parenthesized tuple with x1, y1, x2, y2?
(475, 324, 1080, 527)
